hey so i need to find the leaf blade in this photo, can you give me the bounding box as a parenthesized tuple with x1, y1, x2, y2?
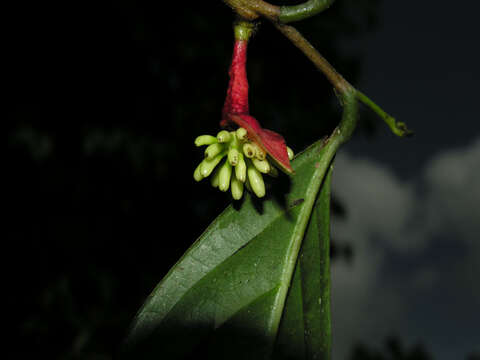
(124, 139, 335, 359)
(275, 166, 332, 360)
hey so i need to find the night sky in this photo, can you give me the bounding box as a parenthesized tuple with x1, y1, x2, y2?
(5, 1, 479, 359)
(333, 2, 480, 359)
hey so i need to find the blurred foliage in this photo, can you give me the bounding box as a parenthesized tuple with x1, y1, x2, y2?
(350, 337, 433, 360)
(5, 0, 383, 359)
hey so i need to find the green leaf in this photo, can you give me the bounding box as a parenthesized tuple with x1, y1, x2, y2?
(275, 168, 332, 360)
(123, 139, 334, 360)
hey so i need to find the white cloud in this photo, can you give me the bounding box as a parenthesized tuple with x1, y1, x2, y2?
(332, 153, 420, 252)
(330, 137, 480, 360)
(423, 138, 480, 242)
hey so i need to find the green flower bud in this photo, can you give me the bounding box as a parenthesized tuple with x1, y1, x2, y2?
(231, 176, 244, 200)
(287, 146, 294, 160)
(195, 135, 217, 147)
(228, 148, 240, 166)
(235, 154, 247, 183)
(244, 178, 252, 192)
(210, 168, 220, 188)
(243, 143, 255, 158)
(268, 165, 279, 178)
(236, 127, 248, 141)
(205, 143, 224, 159)
(247, 165, 265, 198)
(252, 158, 270, 174)
(217, 130, 232, 143)
(193, 163, 203, 182)
(218, 160, 232, 192)
(228, 130, 239, 148)
(252, 143, 266, 160)
(193, 126, 291, 199)
(200, 152, 225, 178)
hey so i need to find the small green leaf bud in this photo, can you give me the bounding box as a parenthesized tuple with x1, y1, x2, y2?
(218, 160, 232, 192)
(231, 176, 244, 200)
(217, 130, 232, 143)
(252, 158, 270, 174)
(200, 152, 225, 178)
(193, 163, 203, 182)
(228, 148, 240, 166)
(287, 146, 294, 160)
(247, 166, 265, 198)
(195, 135, 217, 147)
(236, 127, 248, 141)
(243, 143, 255, 158)
(235, 155, 247, 183)
(205, 143, 224, 159)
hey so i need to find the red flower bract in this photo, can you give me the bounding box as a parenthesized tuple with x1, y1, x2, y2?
(221, 39, 294, 174)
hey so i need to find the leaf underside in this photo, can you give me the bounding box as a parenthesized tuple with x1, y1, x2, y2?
(123, 139, 333, 360)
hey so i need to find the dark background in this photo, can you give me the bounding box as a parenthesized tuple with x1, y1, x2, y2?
(4, 1, 479, 359)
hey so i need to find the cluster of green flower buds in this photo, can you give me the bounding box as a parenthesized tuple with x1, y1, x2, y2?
(194, 128, 294, 199)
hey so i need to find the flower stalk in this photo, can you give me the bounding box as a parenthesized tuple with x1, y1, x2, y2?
(221, 20, 294, 174)
(195, 1, 410, 199)
(222, 0, 412, 138)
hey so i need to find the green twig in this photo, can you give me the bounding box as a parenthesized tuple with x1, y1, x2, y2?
(279, 0, 336, 23)
(356, 91, 413, 137)
(222, 0, 412, 138)
(273, 23, 353, 94)
(335, 90, 359, 145)
(222, 0, 279, 20)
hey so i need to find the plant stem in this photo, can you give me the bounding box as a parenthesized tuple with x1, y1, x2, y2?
(234, 18, 255, 41)
(356, 91, 413, 137)
(336, 90, 359, 144)
(222, 0, 279, 20)
(279, 0, 336, 23)
(272, 25, 411, 138)
(222, 0, 412, 138)
(242, 0, 280, 19)
(273, 23, 353, 94)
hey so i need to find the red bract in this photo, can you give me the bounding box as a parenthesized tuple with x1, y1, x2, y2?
(221, 39, 294, 174)
(222, 39, 250, 117)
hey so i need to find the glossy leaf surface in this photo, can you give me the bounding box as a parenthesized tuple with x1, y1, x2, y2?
(124, 139, 333, 360)
(275, 169, 332, 360)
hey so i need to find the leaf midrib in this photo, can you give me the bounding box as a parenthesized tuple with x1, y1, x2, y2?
(134, 141, 327, 321)
(128, 138, 341, 349)
(267, 136, 339, 344)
